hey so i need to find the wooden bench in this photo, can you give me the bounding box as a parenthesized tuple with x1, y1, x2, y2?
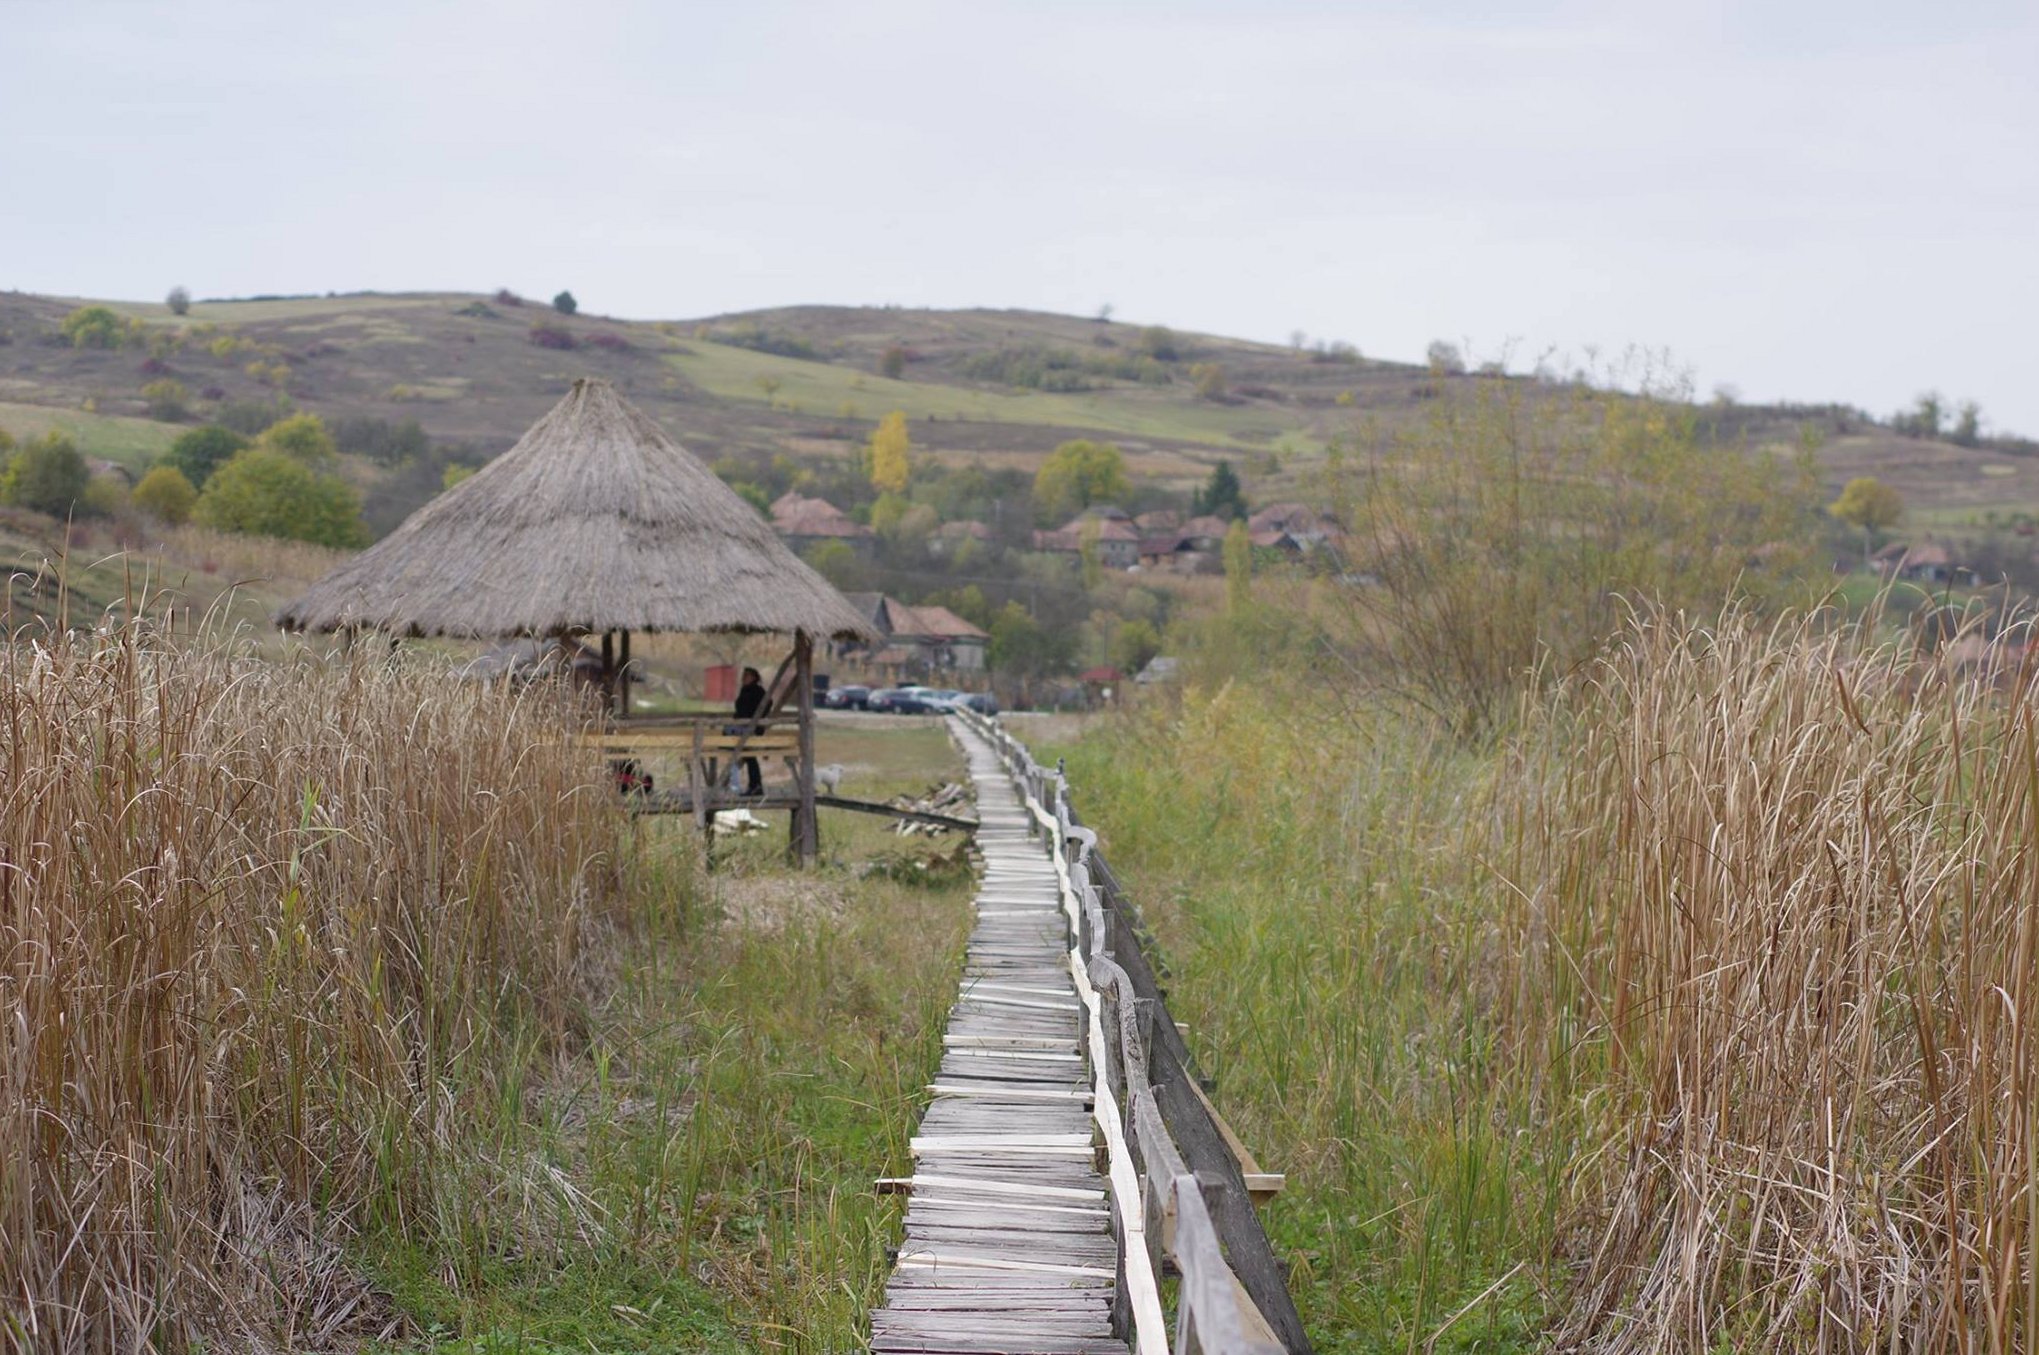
(577, 719, 803, 804)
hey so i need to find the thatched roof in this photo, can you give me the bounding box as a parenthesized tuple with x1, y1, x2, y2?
(277, 378, 877, 641)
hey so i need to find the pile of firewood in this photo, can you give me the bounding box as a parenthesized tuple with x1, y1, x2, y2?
(890, 781, 971, 835)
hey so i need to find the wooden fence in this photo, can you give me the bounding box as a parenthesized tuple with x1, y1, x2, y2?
(956, 708, 1314, 1355)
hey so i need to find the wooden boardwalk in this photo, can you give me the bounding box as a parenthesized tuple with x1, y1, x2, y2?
(869, 721, 1130, 1355)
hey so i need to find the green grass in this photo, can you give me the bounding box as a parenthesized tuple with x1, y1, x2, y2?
(373, 718, 972, 1353)
(669, 341, 1321, 451)
(0, 399, 182, 467)
(1051, 697, 1555, 1354)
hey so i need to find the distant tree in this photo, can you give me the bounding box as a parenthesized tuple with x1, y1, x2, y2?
(989, 601, 1075, 680)
(331, 415, 429, 465)
(495, 288, 524, 307)
(1190, 362, 1226, 401)
(1426, 340, 1466, 376)
(1110, 618, 1162, 675)
(214, 399, 289, 437)
(196, 449, 366, 547)
(728, 480, 770, 514)
(80, 476, 129, 519)
(61, 305, 125, 350)
(257, 412, 337, 466)
(1137, 326, 1179, 361)
(880, 345, 908, 380)
(2, 433, 90, 516)
(165, 286, 191, 316)
(441, 464, 477, 491)
(141, 378, 189, 421)
(1828, 476, 1904, 562)
(803, 538, 867, 591)
(1290, 330, 1307, 351)
(552, 290, 578, 315)
(1898, 391, 1945, 440)
(131, 465, 198, 523)
(1079, 519, 1104, 590)
(1953, 401, 1982, 448)
(1095, 303, 1114, 324)
(868, 410, 912, 493)
(1193, 461, 1247, 521)
(755, 375, 783, 404)
(1033, 439, 1128, 521)
(163, 425, 250, 487)
(1223, 520, 1254, 614)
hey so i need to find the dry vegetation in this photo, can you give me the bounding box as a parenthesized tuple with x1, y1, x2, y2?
(0, 618, 623, 1351)
(1066, 595, 2039, 1352)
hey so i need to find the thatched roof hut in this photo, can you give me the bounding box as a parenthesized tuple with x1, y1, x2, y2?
(277, 378, 876, 641)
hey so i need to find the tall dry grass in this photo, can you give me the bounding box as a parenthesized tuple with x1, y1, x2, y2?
(1068, 601, 2039, 1351)
(0, 619, 622, 1352)
(1503, 609, 2039, 1351)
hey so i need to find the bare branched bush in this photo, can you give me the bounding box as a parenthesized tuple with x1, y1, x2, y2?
(0, 620, 622, 1351)
(1327, 379, 1818, 736)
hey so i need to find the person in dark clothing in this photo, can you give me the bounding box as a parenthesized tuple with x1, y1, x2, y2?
(733, 666, 767, 795)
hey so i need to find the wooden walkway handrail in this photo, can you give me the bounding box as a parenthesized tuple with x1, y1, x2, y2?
(954, 707, 1313, 1355)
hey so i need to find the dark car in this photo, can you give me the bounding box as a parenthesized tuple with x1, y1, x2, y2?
(869, 686, 939, 714)
(823, 684, 871, 710)
(960, 692, 1000, 715)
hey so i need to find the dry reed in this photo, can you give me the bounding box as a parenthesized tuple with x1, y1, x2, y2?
(0, 618, 622, 1352)
(1502, 608, 2039, 1352)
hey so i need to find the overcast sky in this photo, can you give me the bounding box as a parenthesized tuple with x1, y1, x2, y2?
(4, 0, 2033, 432)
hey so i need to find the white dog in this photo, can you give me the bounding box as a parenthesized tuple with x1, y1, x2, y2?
(816, 763, 845, 795)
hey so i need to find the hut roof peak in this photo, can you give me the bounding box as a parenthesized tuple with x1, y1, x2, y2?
(278, 378, 877, 641)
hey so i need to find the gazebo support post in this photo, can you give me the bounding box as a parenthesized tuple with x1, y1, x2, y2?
(792, 629, 819, 866)
(600, 631, 616, 716)
(618, 630, 632, 719)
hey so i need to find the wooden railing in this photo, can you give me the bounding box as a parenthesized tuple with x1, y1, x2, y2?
(956, 708, 1313, 1355)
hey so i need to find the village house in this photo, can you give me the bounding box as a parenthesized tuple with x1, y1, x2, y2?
(931, 519, 995, 556)
(1872, 541, 1981, 587)
(771, 491, 873, 553)
(1030, 509, 1140, 569)
(839, 592, 991, 673)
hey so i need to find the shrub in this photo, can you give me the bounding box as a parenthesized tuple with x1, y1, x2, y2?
(196, 448, 366, 547)
(1425, 339, 1466, 375)
(132, 464, 199, 523)
(162, 425, 250, 487)
(331, 415, 429, 465)
(528, 324, 577, 351)
(583, 331, 633, 353)
(454, 301, 498, 319)
(79, 475, 128, 519)
(214, 398, 289, 437)
(1137, 325, 1180, 361)
(255, 412, 336, 465)
(137, 355, 170, 376)
(165, 285, 190, 316)
(709, 321, 818, 360)
(61, 305, 125, 350)
(494, 287, 524, 306)
(552, 290, 578, 315)
(141, 377, 189, 421)
(880, 344, 907, 379)
(1, 433, 90, 515)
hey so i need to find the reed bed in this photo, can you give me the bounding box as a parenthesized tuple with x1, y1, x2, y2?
(0, 620, 623, 1352)
(1511, 611, 2039, 1352)
(1067, 605, 2039, 1352)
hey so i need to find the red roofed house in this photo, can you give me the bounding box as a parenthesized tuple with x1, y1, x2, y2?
(839, 592, 990, 673)
(771, 491, 873, 552)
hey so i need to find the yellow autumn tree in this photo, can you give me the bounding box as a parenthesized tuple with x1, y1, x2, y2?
(868, 410, 911, 493)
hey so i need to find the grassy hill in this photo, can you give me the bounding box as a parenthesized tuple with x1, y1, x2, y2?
(0, 287, 2019, 536)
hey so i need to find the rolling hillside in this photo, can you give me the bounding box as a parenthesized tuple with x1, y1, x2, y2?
(0, 287, 2019, 535)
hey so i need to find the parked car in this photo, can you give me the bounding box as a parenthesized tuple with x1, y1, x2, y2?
(823, 683, 871, 710)
(960, 692, 1000, 715)
(869, 685, 940, 714)
(922, 689, 968, 712)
